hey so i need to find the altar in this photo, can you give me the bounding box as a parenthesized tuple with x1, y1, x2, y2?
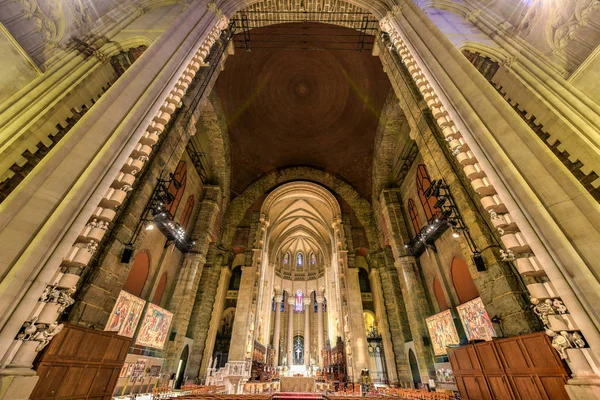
(279, 376, 316, 393)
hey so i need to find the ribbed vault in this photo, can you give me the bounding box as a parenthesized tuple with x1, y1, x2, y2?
(262, 182, 340, 280)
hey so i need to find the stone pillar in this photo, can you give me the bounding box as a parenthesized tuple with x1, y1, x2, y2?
(228, 265, 257, 362)
(316, 295, 325, 367)
(369, 267, 399, 385)
(272, 295, 283, 366)
(304, 297, 311, 367)
(197, 265, 232, 377)
(186, 250, 225, 379)
(287, 297, 295, 367)
(397, 256, 435, 383)
(345, 268, 370, 381)
(165, 186, 222, 373)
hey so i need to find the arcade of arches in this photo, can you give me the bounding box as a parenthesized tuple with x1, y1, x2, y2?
(1, 0, 600, 399)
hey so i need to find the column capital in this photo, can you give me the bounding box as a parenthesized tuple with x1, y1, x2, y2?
(274, 294, 283, 303)
(316, 296, 325, 304)
(303, 298, 312, 306)
(287, 297, 296, 305)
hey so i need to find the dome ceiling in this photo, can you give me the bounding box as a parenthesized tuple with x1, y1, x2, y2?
(215, 22, 392, 199)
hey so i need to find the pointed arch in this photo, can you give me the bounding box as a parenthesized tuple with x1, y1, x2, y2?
(123, 250, 150, 297)
(451, 257, 479, 303)
(408, 198, 422, 236)
(166, 161, 187, 217)
(152, 272, 168, 305)
(433, 277, 449, 311)
(416, 164, 440, 222)
(179, 195, 195, 229)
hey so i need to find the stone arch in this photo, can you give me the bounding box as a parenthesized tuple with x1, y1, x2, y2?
(451, 257, 479, 304)
(433, 277, 449, 311)
(220, 0, 392, 20)
(123, 250, 151, 297)
(152, 272, 168, 305)
(220, 167, 377, 249)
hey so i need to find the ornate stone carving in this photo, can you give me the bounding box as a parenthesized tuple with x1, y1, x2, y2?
(571, 332, 587, 348)
(40, 285, 76, 313)
(18, 317, 39, 341)
(547, 329, 573, 359)
(500, 248, 515, 261)
(531, 297, 556, 327)
(552, 298, 568, 314)
(32, 322, 65, 351)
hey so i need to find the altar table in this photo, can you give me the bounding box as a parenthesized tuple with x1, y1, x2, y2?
(279, 376, 316, 392)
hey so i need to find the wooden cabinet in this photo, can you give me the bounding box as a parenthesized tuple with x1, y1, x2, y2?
(448, 332, 570, 400)
(31, 324, 131, 400)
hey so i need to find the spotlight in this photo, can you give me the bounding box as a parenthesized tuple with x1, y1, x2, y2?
(145, 222, 155, 231)
(451, 228, 460, 238)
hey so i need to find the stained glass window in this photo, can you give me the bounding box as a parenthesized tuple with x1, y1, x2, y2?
(310, 252, 316, 265)
(295, 290, 303, 313)
(283, 252, 290, 264)
(297, 252, 303, 266)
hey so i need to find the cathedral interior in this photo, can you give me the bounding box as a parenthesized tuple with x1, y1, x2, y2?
(1, 0, 600, 399)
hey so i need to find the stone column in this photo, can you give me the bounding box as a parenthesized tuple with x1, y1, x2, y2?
(369, 267, 399, 385)
(272, 295, 283, 366)
(316, 295, 325, 367)
(197, 265, 232, 377)
(345, 268, 370, 381)
(230, 265, 257, 360)
(164, 186, 222, 373)
(397, 256, 435, 383)
(304, 297, 311, 367)
(287, 297, 295, 367)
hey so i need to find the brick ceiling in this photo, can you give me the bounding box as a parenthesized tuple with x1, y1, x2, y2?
(214, 22, 392, 199)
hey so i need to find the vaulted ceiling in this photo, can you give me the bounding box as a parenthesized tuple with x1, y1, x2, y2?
(215, 22, 392, 199)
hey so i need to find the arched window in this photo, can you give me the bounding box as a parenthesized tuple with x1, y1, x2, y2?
(433, 277, 449, 311)
(123, 250, 150, 297)
(416, 164, 441, 222)
(310, 252, 316, 265)
(359, 268, 371, 293)
(165, 161, 187, 218)
(297, 252, 303, 266)
(283, 252, 290, 265)
(451, 257, 479, 303)
(179, 195, 195, 230)
(152, 273, 167, 305)
(408, 198, 423, 236)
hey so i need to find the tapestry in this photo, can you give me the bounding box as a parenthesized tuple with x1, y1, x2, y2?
(105, 291, 146, 338)
(426, 310, 460, 356)
(456, 297, 497, 341)
(135, 303, 173, 349)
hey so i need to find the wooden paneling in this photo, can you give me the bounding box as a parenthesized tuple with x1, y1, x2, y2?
(31, 324, 131, 400)
(448, 332, 570, 400)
